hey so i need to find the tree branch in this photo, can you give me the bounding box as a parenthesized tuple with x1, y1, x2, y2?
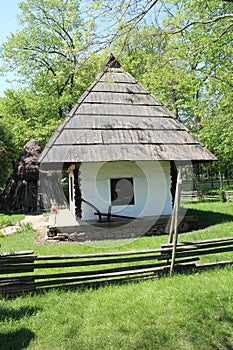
(171, 13, 233, 34)
(127, 0, 160, 24)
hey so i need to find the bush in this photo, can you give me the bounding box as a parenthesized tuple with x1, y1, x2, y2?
(15, 222, 33, 234)
(219, 190, 227, 202)
(0, 214, 24, 226)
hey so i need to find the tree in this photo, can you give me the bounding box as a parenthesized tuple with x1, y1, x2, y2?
(0, 121, 15, 188)
(112, 1, 232, 121)
(197, 92, 233, 176)
(0, 0, 107, 156)
(1, 0, 105, 118)
(0, 0, 232, 177)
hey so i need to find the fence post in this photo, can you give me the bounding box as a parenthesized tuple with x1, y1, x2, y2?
(169, 171, 182, 276)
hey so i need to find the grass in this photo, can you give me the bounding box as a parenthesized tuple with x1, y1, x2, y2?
(0, 213, 24, 227)
(1, 268, 233, 350)
(0, 201, 233, 350)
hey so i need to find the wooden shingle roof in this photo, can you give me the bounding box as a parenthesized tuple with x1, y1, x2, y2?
(39, 55, 216, 164)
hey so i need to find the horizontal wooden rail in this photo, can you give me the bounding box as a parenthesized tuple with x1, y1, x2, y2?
(0, 250, 34, 257)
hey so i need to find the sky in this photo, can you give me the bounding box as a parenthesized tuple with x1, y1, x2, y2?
(0, 0, 20, 96)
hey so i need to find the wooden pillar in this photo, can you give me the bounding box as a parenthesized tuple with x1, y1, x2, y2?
(170, 161, 178, 207)
(168, 170, 182, 276)
(73, 167, 82, 218)
(68, 165, 75, 216)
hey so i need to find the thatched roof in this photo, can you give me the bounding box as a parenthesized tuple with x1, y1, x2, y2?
(16, 139, 42, 180)
(39, 55, 216, 164)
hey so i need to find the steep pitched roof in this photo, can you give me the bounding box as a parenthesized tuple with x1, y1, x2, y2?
(39, 55, 216, 164)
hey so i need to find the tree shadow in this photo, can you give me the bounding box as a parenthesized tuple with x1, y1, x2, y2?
(184, 207, 233, 229)
(0, 305, 40, 350)
(0, 305, 40, 322)
(0, 328, 35, 350)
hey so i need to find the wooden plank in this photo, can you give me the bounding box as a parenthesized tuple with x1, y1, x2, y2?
(0, 265, 35, 274)
(77, 103, 171, 117)
(0, 256, 36, 264)
(161, 236, 233, 247)
(34, 254, 163, 269)
(36, 248, 164, 260)
(91, 82, 150, 94)
(158, 245, 233, 260)
(35, 275, 155, 293)
(33, 260, 199, 288)
(44, 143, 216, 163)
(67, 115, 183, 130)
(196, 260, 233, 269)
(84, 91, 157, 105)
(0, 257, 199, 283)
(161, 240, 233, 251)
(0, 250, 34, 257)
(183, 237, 233, 245)
(0, 282, 35, 294)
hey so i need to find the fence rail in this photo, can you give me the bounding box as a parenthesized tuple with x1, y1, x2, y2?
(1, 237, 233, 296)
(182, 179, 233, 189)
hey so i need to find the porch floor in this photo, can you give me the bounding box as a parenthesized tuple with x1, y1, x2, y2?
(47, 209, 202, 242)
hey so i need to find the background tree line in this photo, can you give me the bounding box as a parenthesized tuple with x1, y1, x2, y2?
(0, 0, 232, 188)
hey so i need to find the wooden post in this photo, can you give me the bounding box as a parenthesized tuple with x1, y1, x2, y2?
(168, 170, 182, 244)
(107, 205, 112, 222)
(169, 170, 182, 276)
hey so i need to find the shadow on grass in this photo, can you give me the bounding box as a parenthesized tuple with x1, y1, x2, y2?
(0, 306, 39, 350)
(185, 207, 233, 228)
(0, 328, 35, 350)
(0, 305, 40, 322)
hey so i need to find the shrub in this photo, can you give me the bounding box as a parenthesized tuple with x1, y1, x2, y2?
(15, 222, 33, 234)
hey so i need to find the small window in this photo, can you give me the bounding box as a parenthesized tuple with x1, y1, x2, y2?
(110, 178, 135, 206)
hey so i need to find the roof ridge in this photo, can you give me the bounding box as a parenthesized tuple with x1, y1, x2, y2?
(106, 54, 122, 68)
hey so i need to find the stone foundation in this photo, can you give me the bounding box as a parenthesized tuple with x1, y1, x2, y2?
(47, 213, 205, 242)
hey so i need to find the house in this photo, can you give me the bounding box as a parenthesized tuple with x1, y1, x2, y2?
(39, 55, 216, 239)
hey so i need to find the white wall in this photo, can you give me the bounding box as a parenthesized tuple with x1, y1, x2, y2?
(78, 160, 172, 221)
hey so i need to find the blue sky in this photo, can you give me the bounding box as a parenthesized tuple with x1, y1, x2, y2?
(0, 0, 20, 96)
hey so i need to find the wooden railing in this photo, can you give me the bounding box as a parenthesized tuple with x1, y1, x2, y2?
(1, 237, 233, 296)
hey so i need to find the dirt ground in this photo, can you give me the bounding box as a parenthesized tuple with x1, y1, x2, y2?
(2, 213, 49, 243)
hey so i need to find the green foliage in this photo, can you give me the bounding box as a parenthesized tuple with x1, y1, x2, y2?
(15, 222, 33, 234)
(0, 121, 16, 188)
(0, 0, 107, 156)
(197, 111, 233, 174)
(0, 213, 24, 227)
(219, 190, 227, 203)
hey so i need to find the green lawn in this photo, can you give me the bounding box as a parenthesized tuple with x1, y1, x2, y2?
(0, 201, 233, 350)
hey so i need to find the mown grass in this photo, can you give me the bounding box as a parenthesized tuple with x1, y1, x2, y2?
(0, 201, 233, 350)
(1, 267, 233, 350)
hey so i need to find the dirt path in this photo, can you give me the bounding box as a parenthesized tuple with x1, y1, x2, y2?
(2, 213, 49, 239)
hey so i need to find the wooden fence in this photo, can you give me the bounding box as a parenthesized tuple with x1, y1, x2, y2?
(182, 179, 233, 189)
(1, 236, 233, 296)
